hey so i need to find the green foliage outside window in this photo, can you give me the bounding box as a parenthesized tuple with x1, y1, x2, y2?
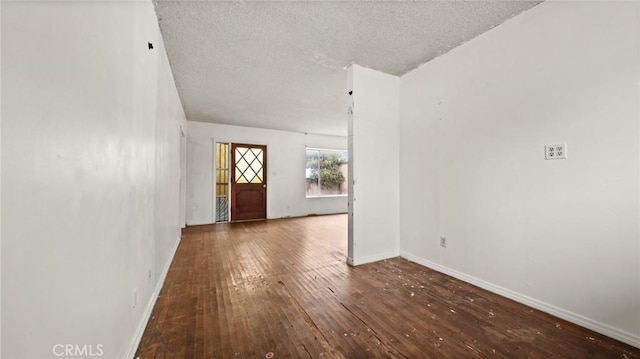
(306, 149, 348, 197)
(307, 153, 345, 188)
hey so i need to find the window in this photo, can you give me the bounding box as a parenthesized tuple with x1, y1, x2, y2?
(305, 148, 348, 197)
(215, 142, 230, 222)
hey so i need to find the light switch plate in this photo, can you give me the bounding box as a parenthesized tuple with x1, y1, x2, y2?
(545, 143, 567, 160)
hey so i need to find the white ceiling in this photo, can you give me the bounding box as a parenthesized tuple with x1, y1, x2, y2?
(155, 1, 541, 137)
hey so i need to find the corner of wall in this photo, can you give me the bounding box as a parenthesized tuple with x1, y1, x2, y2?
(127, 234, 182, 358)
(398, 0, 640, 348)
(349, 64, 401, 265)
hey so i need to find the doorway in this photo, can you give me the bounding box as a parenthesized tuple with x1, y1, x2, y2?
(215, 142, 231, 222)
(224, 143, 267, 221)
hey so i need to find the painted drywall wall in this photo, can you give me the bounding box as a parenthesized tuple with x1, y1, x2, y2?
(348, 65, 400, 265)
(149, 29, 187, 354)
(155, 34, 185, 272)
(1, 1, 186, 357)
(400, 1, 640, 347)
(186, 121, 347, 225)
(0, 2, 3, 355)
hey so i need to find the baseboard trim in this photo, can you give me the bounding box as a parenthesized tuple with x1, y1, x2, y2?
(349, 250, 399, 266)
(186, 219, 213, 226)
(400, 251, 640, 349)
(346, 256, 355, 266)
(126, 236, 182, 359)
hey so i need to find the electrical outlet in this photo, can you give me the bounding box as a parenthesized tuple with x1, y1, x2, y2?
(440, 236, 447, 248)
(545, 143, 567, 160)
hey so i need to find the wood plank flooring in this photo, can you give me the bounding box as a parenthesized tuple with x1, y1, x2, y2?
(135, 214, 639, 358)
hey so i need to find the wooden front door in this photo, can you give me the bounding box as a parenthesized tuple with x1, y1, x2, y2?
(231, 143, 267, 221)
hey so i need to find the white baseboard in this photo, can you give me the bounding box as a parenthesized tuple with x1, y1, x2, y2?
(346, 256, 355, 266)
(349, 250, 399, 266)
(126, 236, 182, 359)
(186, 219, 213, 226)
(400, 251, 640, 349)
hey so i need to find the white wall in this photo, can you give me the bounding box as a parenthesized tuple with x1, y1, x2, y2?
(0, 2, 3, 355)
(152, 25, 186, 341)
(186, 121, 347, 225)
(1, 1, 186, 357)
(348, 65, 400, 265)
(400, 1, 640, 347)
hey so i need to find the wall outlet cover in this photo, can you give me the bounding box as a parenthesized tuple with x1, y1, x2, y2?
(545, 143, 567, 160)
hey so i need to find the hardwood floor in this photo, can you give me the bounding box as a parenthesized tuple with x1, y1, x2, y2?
(136, 214, 639, 358)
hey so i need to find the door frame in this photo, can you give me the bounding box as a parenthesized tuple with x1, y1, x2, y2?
(213, 140, 232, 223)
(230, 143, 267, 222)
(179, 126, 187, 228)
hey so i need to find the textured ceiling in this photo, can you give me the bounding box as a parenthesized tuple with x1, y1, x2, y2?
(155, 1, 541, 137)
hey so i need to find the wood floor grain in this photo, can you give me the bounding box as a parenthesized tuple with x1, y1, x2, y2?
(135, 214, 639, 358)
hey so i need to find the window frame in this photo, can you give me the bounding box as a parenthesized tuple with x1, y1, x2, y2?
(305, 147, 348, 198)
